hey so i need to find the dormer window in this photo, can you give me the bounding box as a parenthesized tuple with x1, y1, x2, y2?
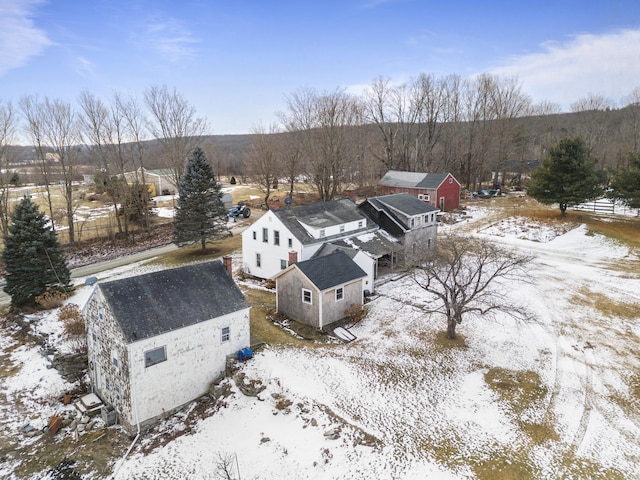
(319, 229, 325, 238)
(340, 225, 345, 233)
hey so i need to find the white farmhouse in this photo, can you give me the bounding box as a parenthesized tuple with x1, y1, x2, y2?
(241, 198, 394, 282)
(83, 259, 250, 433)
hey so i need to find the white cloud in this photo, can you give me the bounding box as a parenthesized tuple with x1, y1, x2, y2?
(490, 29, 640, 109)
(144, 17, 198, 62)
(0, 0, 52, 76)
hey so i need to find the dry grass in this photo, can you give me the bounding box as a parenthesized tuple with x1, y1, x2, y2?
(155, 234, 243, 266)
(572, 287, 640, 319)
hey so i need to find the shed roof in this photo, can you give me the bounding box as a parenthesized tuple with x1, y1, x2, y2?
(295, 251, 366, 291)
(98, 261, 249, 343)
(371, 193, 439, 216)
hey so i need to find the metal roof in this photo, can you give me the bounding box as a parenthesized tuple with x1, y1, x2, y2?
(98, 261, 249, 343)
(372, 193, 439, 216)
(378, 170, 450, 189)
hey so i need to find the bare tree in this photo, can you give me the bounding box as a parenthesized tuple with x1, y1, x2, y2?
(244, 123, 280, 206)
(144, 85, 209, 189)
(283, 87, 361, 201)
(20, 96, 82, 243)
(0, 100, 18, 234)
(570, 93, 616, 166)
(215, 452, 239, 480)
(412, 233, 532, 339)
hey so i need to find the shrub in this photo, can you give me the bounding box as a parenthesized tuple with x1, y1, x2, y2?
(344, 303, 368, 326)
(230, 176, 236, 185)
(59, 303, 86, 353)
(35, 290, 69, 310)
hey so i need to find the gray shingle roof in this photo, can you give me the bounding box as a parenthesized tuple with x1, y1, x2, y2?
(98, 261, 249, 343)
(295, 251, 366, 290)
(378, 170, 450, 189)
(372, 193, 439, 216)
(274, 198, 371, 245)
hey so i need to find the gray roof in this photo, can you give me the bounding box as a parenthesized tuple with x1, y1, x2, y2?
(332, 230, 399, 258)
(378, 170, 450, 189)
(312, 243, 359, 260)
(274, 198, 371, 245)
(295, 251, 366, 290)
(98, 261, 249, 343)
(372, 193, 439, 216)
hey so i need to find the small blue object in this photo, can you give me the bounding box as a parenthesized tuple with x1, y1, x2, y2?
(237, 347, 253, 361)
(284, 196, 292, 205)
(85, 276, 98, 286)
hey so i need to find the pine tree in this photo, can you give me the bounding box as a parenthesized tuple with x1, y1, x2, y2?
(2, 197, 71, 307)
(174, 147, 230, 250)
(527, 137, 604, 216)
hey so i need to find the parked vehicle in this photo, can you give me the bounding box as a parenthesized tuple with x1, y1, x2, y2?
(228, 203, 251, 221)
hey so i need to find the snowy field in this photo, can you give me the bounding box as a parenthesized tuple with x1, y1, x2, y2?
(1, 208, 639, 479)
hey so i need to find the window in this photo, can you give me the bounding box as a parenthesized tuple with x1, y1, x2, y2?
(335, 287, 344, 301)
(302, 288, 312, 304)
(319, 229, 325, 238)
(418, 194, 424, 200)
(280, 259, 287, 270)
(145, 346, 167, 367)
(256, 253, 261, 267)
(449, 177, 453, 184)
(340, 225, 345, 233)
(274, 230, 280, 245)
(431, 213, 435, 222)
(106, 377, 111, 390)
(411, 218, 415, 227)
(112, 349, 119, 369)
(98, 308, 104, 321)
(288, 238, 293, 248)
(221, 326, 230, 343)
(262, 228, 268, 243)
(252, 231, 257, 240)
(358, 221, 363, 228)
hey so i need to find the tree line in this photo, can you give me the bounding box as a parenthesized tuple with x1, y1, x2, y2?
(2, 74, 640, 242)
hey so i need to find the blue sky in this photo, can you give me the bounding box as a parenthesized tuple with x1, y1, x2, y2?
(2, 0, 640, 135)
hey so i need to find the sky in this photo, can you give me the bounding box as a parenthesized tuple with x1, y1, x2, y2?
(1, 0, 640, 135)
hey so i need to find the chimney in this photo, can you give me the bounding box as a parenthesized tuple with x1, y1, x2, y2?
(288, 251, 298, 266)
(222, 256, 233, 277)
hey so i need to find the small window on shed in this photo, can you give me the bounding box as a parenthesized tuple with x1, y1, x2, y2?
(319, 229, 325, 238)
(358, 220, 363, 228)
(112, 349, 119, 369)
(221, 326, 230, 343)
(336, 287, 344, 301)
(98, 307, 104, 321)
(302, 288, 312, 305)
(340, 225, 345, 233)
(145, 346, 167, 368)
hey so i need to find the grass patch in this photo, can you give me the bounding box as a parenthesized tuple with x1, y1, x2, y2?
(242, 288, 306, 347)
(431, 330, 468, 352)
(154, 234, 243, 266)
(485, 368, 548, 408)
(572, 287, 640, 319)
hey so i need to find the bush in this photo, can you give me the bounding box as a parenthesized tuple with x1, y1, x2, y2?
(344, 303, 368, 326)
(59, 303, 86, 353)
(230, 176, 236, 185)
(35, 290, 69, 310)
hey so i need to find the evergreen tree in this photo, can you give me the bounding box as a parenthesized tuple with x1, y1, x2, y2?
(527, 137, 604, 216)
(174, 147, 230, 250)
(2, 197, 71, 307)
(609, 153, 640, 209)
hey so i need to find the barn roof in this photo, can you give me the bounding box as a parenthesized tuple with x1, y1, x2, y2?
(295, 251, 366, 291)
(378, 170, 450, 189)
(98, 261, 249, 343)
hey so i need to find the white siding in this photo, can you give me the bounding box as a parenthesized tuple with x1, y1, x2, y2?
(242, 211, 301, 279)
(127, 307, 250, 428)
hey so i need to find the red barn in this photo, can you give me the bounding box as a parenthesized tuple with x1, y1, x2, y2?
(377, 170, 461, 211)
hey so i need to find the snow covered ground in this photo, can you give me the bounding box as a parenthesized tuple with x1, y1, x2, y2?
(1, 207, 639, 479)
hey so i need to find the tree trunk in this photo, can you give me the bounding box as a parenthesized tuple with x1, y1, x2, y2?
(446, 316, 457, 339)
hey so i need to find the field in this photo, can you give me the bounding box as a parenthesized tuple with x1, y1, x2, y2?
(1, 196, 639, 479)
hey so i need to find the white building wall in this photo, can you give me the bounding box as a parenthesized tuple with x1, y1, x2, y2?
(127, 307, 250, 428)
(352, 250, 376, 294)
(298, 218, 366, 239)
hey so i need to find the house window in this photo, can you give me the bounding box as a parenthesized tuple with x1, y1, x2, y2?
(424, 215, 428, 223)
(336, 287, 344, 301)
(252, 231, 257, 240)
(274, 230, 280, 245)
(280, 259, 287, 270)
(256, 253, 261, 267)
(98, 308, 104, 321)
(340, 225, 345, 233)
(418, 194, 424, 200)
(302, 288, 312, 305)
(112, 349, 119, 369)
(431, 213, 435, 222)
(319, 229, 325, 238)
(411, 218, 415, 227)
(115, 384, 121, 400)
(262, 228, 268, 243)
(221, 326, 230, 343)
(358, 221, 363, 228)
(449, 177, 453, 183)
(145, 346, 167, 367)
(288, 238, 293, 248)
(105, 377, 111, 390)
